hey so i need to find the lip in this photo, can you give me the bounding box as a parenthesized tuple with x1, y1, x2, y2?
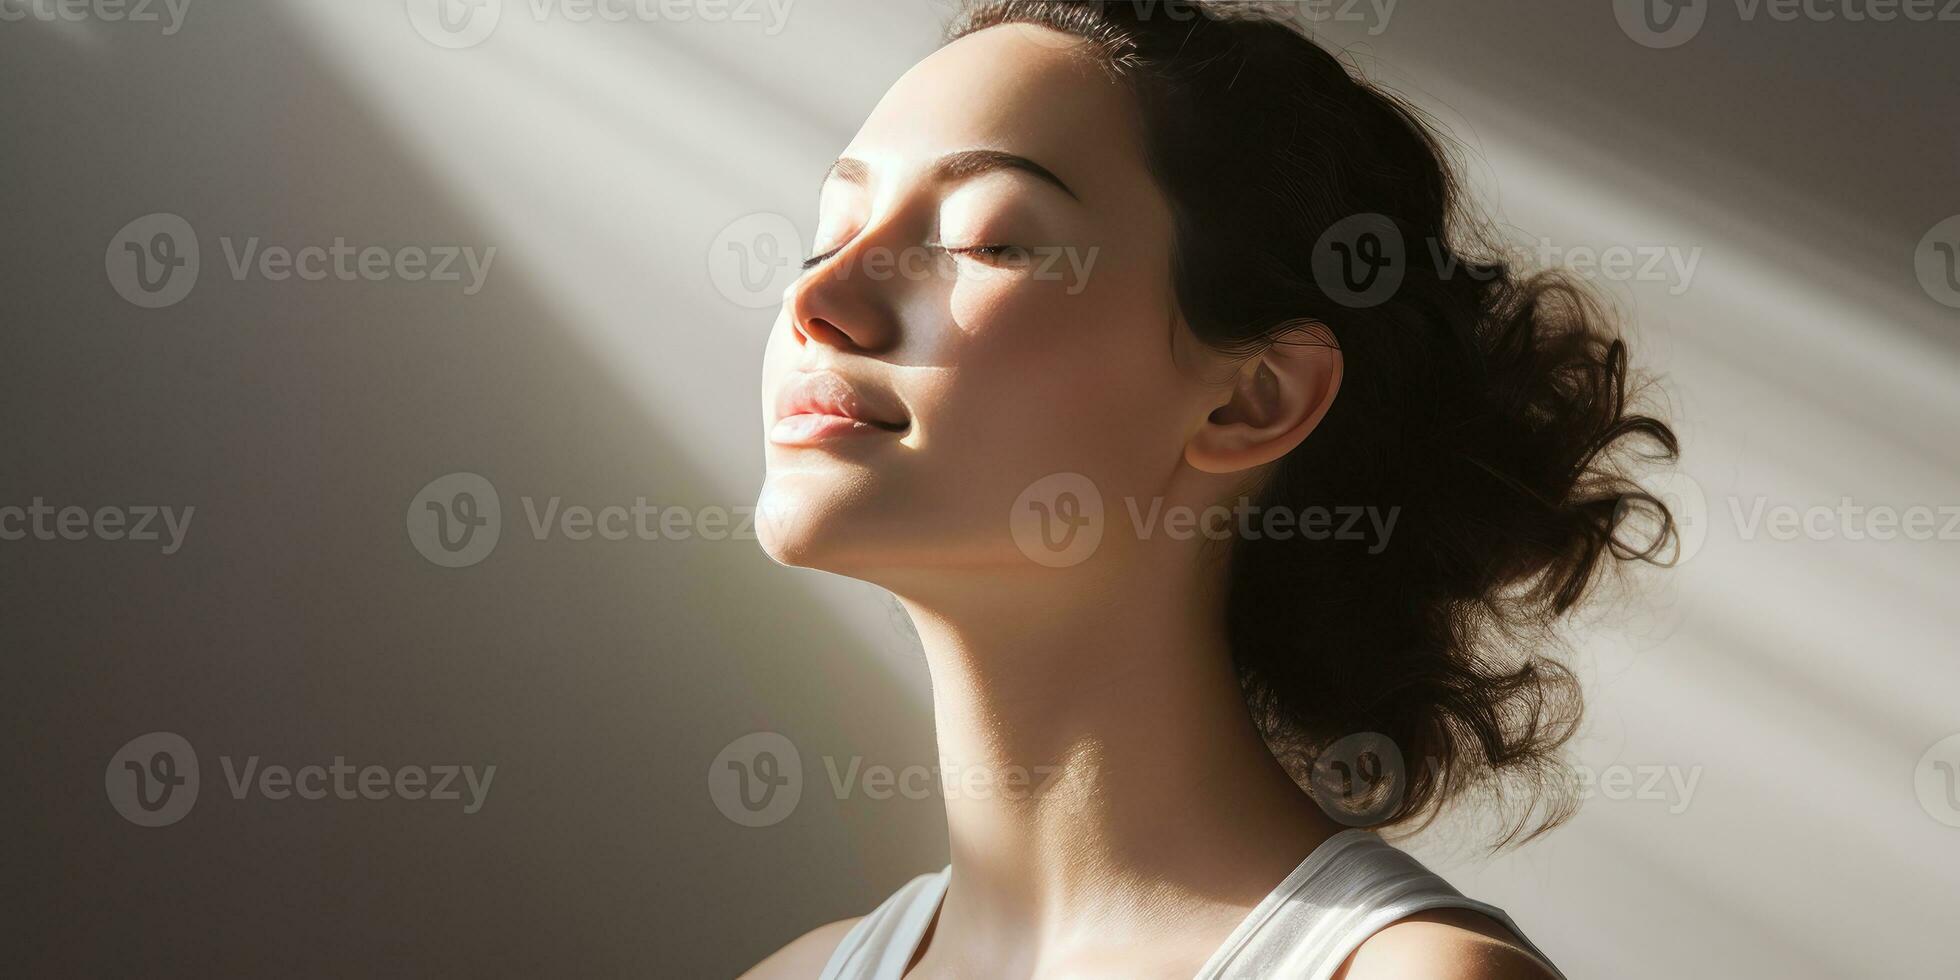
(770, 369, 908, 447)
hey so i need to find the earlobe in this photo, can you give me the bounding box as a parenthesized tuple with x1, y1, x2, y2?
(1185, 325, 1342, 475)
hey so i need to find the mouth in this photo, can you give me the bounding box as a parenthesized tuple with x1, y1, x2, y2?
(769, 414, 907, 445)
(770, 369, 910, 447)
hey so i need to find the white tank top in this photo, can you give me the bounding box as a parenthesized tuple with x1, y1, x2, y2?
(817, 828, 1566, 980)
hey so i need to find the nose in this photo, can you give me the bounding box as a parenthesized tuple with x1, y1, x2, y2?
(782, 242, 900, 354)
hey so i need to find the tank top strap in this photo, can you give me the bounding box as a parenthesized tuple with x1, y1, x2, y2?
(1193, 828, 1565, 980)
(817, 867, 951, 980)
(818, 831, 1562, 980)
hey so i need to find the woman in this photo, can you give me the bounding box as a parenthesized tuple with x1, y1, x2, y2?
(745, 2, 1676, 977)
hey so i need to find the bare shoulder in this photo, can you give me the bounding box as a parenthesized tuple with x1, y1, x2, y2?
(738, 917, 862, 980)
(1332, 908, 1560, 980)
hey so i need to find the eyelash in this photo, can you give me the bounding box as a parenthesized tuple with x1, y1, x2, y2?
(943, 244, 1024, 260)
(799, 242, 1025, 270)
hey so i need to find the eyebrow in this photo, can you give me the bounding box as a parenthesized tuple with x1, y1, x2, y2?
(820, 149, 1080, 201)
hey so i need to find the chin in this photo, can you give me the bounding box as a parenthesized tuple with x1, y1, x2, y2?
(756, 472, 991, 586)
(755, 471, 882, 573)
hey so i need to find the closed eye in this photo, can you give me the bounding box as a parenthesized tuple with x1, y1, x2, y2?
(933, 243, 1029, 262)
(801, 245, 844, 270)
(802, 242, 1033, 270)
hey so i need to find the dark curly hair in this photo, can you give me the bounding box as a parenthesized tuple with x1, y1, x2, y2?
(946, 0, 1680, 847)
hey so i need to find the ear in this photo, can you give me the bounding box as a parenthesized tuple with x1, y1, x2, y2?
(1185, 323, 1342, 475)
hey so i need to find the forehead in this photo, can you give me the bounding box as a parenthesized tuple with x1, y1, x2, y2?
(842, 25, 1151, 205)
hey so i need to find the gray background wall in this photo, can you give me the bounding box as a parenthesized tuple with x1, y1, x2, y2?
(3, 1, 1956, 977)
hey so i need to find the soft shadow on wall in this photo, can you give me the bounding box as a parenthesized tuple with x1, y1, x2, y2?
(4, 3, 944, 977)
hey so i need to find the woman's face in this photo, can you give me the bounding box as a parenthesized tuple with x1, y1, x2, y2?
(758, 25, 1225, 581)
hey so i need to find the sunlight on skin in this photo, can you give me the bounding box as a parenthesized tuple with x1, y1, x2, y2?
(753, 23, 1366, 977)
(758, 32, 1202, 582)
(272, 5, 1959, 975)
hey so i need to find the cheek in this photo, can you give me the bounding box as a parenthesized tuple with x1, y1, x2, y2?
(931, 264, 1192, 492)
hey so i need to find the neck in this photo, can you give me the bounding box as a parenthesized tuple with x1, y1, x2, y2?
(887, 544, 1341, 965)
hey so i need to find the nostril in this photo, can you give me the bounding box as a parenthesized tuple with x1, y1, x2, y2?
(797, 316, 850, 348)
